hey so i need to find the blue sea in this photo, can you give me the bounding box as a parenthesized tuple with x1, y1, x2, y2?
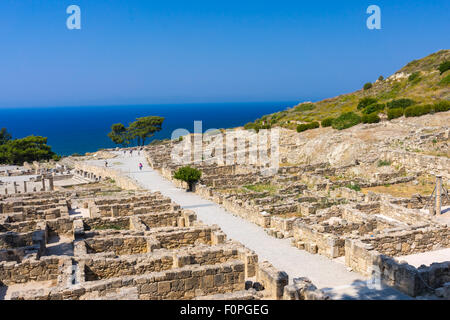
(0, 102, 297, 156)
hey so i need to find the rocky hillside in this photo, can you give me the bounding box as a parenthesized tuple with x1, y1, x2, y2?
(244, 49, 450, 131)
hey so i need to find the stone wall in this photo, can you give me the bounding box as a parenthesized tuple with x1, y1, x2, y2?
(361, 226, 450, 257)
(152, 226, 213, 249)
(84, 254, 174, 281)
(73, 162, 142, 190)
(345, 238, 450, 297)
(84, 236, 150, 256)
(256, 261, 288, 300)
(374, 256, 450, 297)
(0, 256, 65, 285)
(10, 260, 246, 300)
(283, 277, 330, 300)
(382, 150, 450, 179)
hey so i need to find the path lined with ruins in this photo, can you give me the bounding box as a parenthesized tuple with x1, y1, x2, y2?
(86, 154, 412, 300)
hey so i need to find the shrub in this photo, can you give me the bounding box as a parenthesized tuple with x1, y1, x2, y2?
(244, 122, 257, 130)
(357, 97, 378, 110)
(244, 122, 269, 133)
(387, 108, 404, 120)
(173, 166, 202, 191)
(294, 103, 315, 112)
(332, 112, 361, 130)
(404, 104, 433, 118)
(439, 74, 450, 86)
(378, 75, 384, 81)
(321, 118, 334, 127)
(438, 61, 450, 74)
(362, 113, 381, 124)
(377, 160, 391, 167)
(408, 72, 421, 83)
(387, 99, 416, 109)
(362, 103, 385, 114)
(297, 122, 320, 133)
(345, 183, 361, 192)
(363, 82, 373, 90)
(433, 100, 450, 113)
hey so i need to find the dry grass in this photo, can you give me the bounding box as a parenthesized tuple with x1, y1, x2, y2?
(362, 175, 448, 198)
(243, 183, 279, 194)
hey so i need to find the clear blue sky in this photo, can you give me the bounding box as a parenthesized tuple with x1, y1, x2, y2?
(0, 0, 448, 107)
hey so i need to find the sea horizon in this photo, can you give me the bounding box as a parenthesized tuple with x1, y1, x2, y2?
(1, 101, 299, 156)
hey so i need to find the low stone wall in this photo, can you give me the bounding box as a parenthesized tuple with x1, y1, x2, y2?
(74, 162, 142, 190)
(0, 231, 35, 250)
(152, 226, 213, 249)
(10, 260, 246, 300)
(96, 200, 174, 217)
(256, 261, 288, 300)
(293, 224, 344, 258)
(361, 226, 450, 257)
(138, 211, 182, 228)
(283, 277, 329, 300)
(84, 236, 150, 255)
(0, 256, 65, 285)
(83, 217, 130, 231)
(84, 254, 174, 281)
(45, 218, 74, 237)
(5, 207, 67, 223)
(374, 256, 450, 297)
(0, 220, 40, 234)
(382, 150, 450, 179)
(345, 238, 450, 297)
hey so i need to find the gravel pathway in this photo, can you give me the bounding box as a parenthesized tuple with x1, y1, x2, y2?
(85, 154, 412, 300)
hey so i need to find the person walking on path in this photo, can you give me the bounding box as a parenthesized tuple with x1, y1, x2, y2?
(104, 160, 108, 168)
(139, 163, 143, 171)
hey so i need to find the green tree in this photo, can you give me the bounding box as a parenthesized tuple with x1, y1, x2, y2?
(363, 82, 373, 90)
(108, 123, 130, 147)
(362, 103, 385, 114)
(331, 112, 361, 130)
(438, 61, 450, 74)
(321, 118, 334, 127)
(0, 136, 58, 165)
(362, 113, 381, 124)
(387, 108, 404, 120)
(128, 116, 164, 146)
(296, 122, 319, 133)
(173, 166, 202, 191)
(0, 128, 12, 145)
(357, 97, 378, 110)
(387, 98, 416, 109)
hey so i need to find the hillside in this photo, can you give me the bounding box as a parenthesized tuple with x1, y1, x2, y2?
(244, 50, 450, 131)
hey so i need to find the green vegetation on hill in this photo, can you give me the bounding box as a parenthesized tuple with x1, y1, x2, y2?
(242, 50, 450, 132)
(297, 122, 319, 133)
(0, 128, 59, 165)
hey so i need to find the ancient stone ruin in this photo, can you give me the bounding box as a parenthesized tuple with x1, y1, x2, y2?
(0, 183, 326, 300)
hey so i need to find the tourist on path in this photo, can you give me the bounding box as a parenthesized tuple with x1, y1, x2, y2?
(139, 163, 143, 171)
